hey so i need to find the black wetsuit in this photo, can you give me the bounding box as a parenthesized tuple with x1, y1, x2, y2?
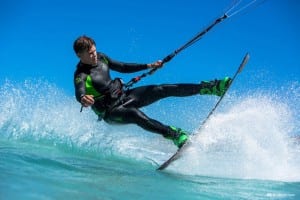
(74, 52, 204, 138)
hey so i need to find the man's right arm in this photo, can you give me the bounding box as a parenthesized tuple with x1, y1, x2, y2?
(74, 72, 95, 107)
(74, 72, 87, 103)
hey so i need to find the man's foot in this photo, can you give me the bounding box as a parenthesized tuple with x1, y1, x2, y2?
(199, 77, 232, 96)
(168, 126, 189, 148)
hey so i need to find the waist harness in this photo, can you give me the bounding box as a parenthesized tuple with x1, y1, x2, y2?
(91, 78, 126, 120)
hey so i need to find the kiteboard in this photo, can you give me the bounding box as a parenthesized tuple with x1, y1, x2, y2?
(157, 53, 250, 170)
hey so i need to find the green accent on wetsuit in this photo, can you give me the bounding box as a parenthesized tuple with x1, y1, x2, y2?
(85, 75, 106, 118)
(111, 117, 123, 122)
(102, 56, 109, 65)
(75, 77, 81, 85)
(85, 75, 102, 97)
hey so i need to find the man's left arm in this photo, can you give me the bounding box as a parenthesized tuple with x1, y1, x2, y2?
(105, 54, 162, 73)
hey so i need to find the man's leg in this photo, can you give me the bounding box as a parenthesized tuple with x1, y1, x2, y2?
(125, 77, 231, 108)
(104, 106, 188, 147)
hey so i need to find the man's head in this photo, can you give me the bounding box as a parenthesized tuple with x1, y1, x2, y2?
(73, 36, 97, 66)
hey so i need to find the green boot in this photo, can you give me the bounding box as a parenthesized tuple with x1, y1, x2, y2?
(199, 77, 232, 96)
(167, 126, 189, 148)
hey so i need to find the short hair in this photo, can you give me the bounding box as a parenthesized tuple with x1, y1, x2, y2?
(73, 35, 96, 54)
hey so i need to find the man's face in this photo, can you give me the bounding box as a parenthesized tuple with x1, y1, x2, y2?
(77, 45, 97, 66)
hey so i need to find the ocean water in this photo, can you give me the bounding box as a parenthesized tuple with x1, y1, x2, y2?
(0, 79, 299, 200)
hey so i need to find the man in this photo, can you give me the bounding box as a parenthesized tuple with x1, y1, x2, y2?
(73, 35, 231, 148)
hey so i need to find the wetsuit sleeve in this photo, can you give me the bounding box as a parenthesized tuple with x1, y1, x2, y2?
(74, 72, 88, 103)
(102, 53, 148, 73)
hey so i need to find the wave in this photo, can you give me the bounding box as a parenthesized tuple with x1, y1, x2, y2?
(171, 86, 300, 181)
(0, 78, 299, 181)
(0, 79, 114, 155)
(0, 79, 176, 160)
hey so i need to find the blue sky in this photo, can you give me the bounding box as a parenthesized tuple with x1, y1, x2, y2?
(0, 0, 299, 96)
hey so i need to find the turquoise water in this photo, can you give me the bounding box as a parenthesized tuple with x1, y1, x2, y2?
(1, 80, 300, 199)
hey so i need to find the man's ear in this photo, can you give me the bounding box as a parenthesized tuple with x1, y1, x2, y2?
(76, 52, 81, 58)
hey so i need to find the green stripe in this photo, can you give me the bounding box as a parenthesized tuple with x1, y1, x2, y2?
(102, 56, 109, 65)
(85, 75, 102, 97)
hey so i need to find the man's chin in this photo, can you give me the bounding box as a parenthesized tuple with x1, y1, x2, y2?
(91, 61, 97, 66)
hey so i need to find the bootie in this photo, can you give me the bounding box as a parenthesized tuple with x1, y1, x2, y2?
(199, 77, 232, 96)
(165, 126, 189, 148)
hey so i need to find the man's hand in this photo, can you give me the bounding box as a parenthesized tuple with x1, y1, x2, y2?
(147, 60, 163, 69)
(80, 95, 94, 107)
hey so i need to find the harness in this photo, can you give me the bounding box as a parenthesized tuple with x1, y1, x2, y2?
(90, 78, 127, 121)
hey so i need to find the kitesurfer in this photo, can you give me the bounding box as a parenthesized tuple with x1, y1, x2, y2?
(73, 35, 231, 148)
